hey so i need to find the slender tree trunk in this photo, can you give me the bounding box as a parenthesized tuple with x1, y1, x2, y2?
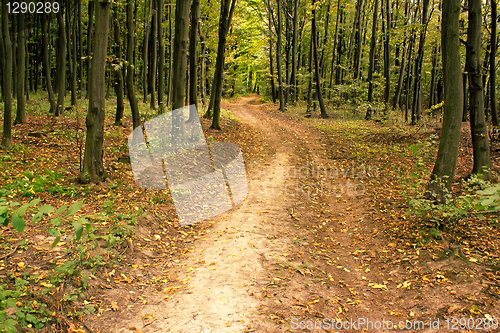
(210, 0, 237, 129)
(126, 0, 141, 130)
(306, 36, 313, 114)
(1, 3, 13, 148)
(426, 0, 463, 200)
(328, 0, 341, 100)
(166, 3, 173, 107)
(199, 25, 206, 106)
(383, 0, 391, 107)
(56, 9, 66, 117)
(411, 0, 429, 125)
(86, 1, 94, 99)
(157, 0, 165, 112)
(113, 9, 124, 125)
(14, 12, 26, 124)
(466, 0, 491, 179)
(276, 0, 285, 110)
(171, 0, 190, 110)
(143, 0, 153, 102)
(268, 12, 277, 104)
(78, 0, 83, 96)
(490, 0, 498, 127)
(290, 0, 299, 105)
(80, 0, 111, 183)
(188, 0, 200, 121)
(42, 14, 56, 114)
(312, 0, 328, 118)
(150, 7, 157, 109)
(0, 9, 4, 103)
(352, 0, 364, 80)
(462, 72, 468, 121)
(429, 45, 438, 107)
(367, 0, 379, 105)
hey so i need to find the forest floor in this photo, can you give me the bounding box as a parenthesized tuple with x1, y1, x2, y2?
(0, 95, 499, 332)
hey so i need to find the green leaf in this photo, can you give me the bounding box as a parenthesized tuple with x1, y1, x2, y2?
(73, 220, 84, 241)
(85, 222, 92, 233)
(31, 212, 43, 223)
(49, 217, 61, 226)
(47, 228, 61, 248)
(56, 204, 68, 215)
(11, 213, 25, 233)
(38, 205, 54, 215)
(16, 203, 30, 216)
(65, 201, 83, 217)
(28, 198, 40, 207)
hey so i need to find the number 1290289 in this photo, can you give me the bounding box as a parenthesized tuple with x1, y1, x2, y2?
(6, 2, 60, 14)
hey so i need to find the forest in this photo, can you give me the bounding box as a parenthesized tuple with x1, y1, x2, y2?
(0, 0, 499, 332)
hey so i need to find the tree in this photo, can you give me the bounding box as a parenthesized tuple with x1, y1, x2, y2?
(188, 0, 201, 122)
(209, 0, 237, 130)
(79, 0, 111, 183)
(465, 0, 491, 179)
(56, 8, 67, 117)
(367, 0, 379, 105)
(14, 12, 26, 125)
(290, 0, 299, 104)
(1, 2, 13, 148)
(42, 14, 56, 114)
(157, 0, 165, 112)
(426, 0, 463, 201)
(490, 0, 498, 127)
(275, 0, 285, 111)
(171, 0, 190, 111)
(311, 0, 328, 118)
(382, 0, 390, 107)
(113, 8, 124, 126)
(126, 0, 141, 130)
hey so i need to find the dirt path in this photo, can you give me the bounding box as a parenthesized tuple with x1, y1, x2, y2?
(87, 96, 500, 333)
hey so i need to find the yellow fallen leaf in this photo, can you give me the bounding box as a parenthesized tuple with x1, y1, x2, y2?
(110, 301, 119, 311)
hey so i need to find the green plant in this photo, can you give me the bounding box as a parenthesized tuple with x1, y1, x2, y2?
(475, 183, 500, 212)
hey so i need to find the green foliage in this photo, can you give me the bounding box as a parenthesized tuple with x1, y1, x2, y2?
(0, 170, 78, 198)
(475, 183, 500, 212)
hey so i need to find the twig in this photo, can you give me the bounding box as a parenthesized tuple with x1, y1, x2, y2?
(82, 323, 95, 333)
(0, 246, 18, 260)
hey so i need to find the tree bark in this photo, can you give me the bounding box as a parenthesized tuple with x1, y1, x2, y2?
(42, 13, 56, 114)
(427, 0, 463, 200)
(56, 8, 66, 117)
(410, 0, 429, 125)
(210, 0, 237, 129)
(268, 12, 277, 104)
(86, 1, 94, 99)
(490, 0, 498, 127)
(126, 0, 141, 130)
(14, 12, 26, 124)
(172, 0, 190, 111)
(290, 0, 299, 105)
(188, 0, 200, 121)
(113, 9, 124, 126)
(150, 7, 158, 109)
(80, 0, 111, 183)
(1, 3, 13, 148)
(383, 0, 391, 106)
(157, 0, 165, 112)
(143, 0, 153, 103)
(466, 0, 491, 179)
(367, 0, 379, 104)
(312, 0, 328, 118)
(276, 0, 285, 110)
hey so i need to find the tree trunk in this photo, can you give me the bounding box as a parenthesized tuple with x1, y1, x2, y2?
(188, 0, 200, 121)
(126, 0, 141, 130)
(78, 0, 83, 96)
(80, 0, 111, 184)
(1, 3, 13, 148)
(276, 0, 285, 110)
(166, 3, 173, 107)
(383, 0, 391, 106)
(312, 0, 328, 118)
(14, 12, 26, 124)
(56, 9, 66, 117)
(113, 9, 124, 126)
(462, 72, 468, 121)
(328, 0, 341, 100)
(86, 1, 94, 99)
(150, 7, 157, 109)
(290, 0, 299, 105)
(172, 0, 190, 110)
(466, 0, 491, 179)
(143, 0, 153, 103)
(426, 0, 463, 200)
(157, 0, 165, 112)
(210, 0, 237, 129)
(410, 0, 429, 125)
(268, 12, 276, 104)
(42, 13, 56, 114)
(367, 0, 379, 104)
(199, 25, 206, 106)
(429, 45, 438, 107)
(351, 0, 364, 80)
(490, 0, 498, 127)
